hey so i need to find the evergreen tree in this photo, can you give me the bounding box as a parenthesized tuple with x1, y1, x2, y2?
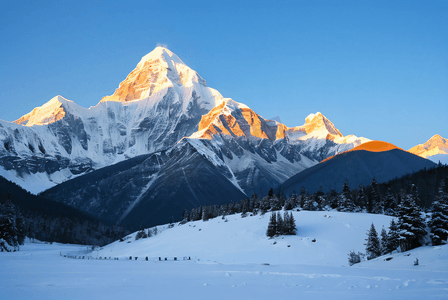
(370, 178, 382, 214)
(266, 212, 277, 238)
(328, 189, 339, 209)
(428, 179, 448, 245)
(284, 191, 297, 211)
(384, 219, 400, 254)
(396, 189, 427, 252)
(259, 196, 271, 215)
(276, 212, 284, 235)
(277, 190, 287, 208)
(337, 181, 356, 212)
(365, 223, 381, 260)
(241, 198, 250, 217)
(299, 187, 307, 208)
(283, 212, 296, 235)
(313, 187, 324, 211)
(251, 192, 259, 215)
(202, 206, 212, 221)
(354, 184, 367, 212)
(380, 227, 388, 255)
(0, 195, 25, 251)
(270, 194, 282, 211)
(302, 194, 313, 211)
(383, 188, 397, 216)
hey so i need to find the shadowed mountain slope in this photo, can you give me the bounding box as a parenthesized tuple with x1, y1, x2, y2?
(279, 141, 436, 194)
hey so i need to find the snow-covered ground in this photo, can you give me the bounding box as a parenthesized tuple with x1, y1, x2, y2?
(1, 211, 448, 299)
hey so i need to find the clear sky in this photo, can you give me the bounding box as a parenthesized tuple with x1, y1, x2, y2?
(1, 0, 447, 149)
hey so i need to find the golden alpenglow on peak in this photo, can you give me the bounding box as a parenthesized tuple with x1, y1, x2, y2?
(302, 112, 342, 136)
(100, 47, 206, 103)
(13, 95, 67, 127)
(408, 134, 448, 158)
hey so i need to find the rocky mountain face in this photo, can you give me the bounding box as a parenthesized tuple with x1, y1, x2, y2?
(1, 47, 373, 227)
(0, 48, 222, 193)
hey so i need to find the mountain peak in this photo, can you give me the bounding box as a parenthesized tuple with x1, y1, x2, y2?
(137, 46, 182, 67)
(429, 134, 444, 142)
(100, 47, 206, 103)
(14, 95, 69, 126)
(301, 112, 342, 137)
(409, 134, 448, 158)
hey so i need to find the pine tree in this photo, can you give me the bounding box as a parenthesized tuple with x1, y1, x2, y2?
(0, 195, 24, 251)
(380, 227, 388, 255)
(302, 194, 313, 211)
(270, 194, 282, 211)
(202, 206, 212, 221)
(283, 212, 296, 235)
(365, 223, 381, 260)
(383, 188, 397, 216)
(354, 185, 367, 212)
(251, 192, 259, 215)
(328, 189, 339, 209)
(284, 191, 297, 210)
(259, 196, 271, 215)
(384, 219, 400, 253)
(370, 178, 382, 214)
(313, 187, 324, 211)
(396, 189, 427, 252)
(241, 198, 250, 217)
(276, 212, 284, 235)
(299, 187, 307, 208)
(428, 179, 448, 245)
(337, 181, 356, 212)
(266, 212, 277, 238)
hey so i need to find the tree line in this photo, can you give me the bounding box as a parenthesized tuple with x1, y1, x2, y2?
(0, 177, 129, 251)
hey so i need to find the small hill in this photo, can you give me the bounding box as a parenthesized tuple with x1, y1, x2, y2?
(97, 211, 393, 266)
(279, 141, 436, 194)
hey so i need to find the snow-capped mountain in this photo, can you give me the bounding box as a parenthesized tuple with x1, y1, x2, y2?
(190, 99, 368, 196)
(0, 47, 222, 193)
(409, 134, 448, 164)
(1, 47, 368, 201)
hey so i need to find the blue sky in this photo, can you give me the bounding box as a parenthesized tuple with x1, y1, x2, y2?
(1, 0, 447, 149)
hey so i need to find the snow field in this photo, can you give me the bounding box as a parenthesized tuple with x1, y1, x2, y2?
(98, 211, 393, 266)
(1, 211, 448, 299)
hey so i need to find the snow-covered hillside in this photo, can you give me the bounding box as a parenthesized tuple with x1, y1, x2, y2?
(2, 211, 447, 300)
(98, 211, 392, 266)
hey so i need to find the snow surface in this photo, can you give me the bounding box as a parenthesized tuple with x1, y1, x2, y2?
(2, 211, 447, 299)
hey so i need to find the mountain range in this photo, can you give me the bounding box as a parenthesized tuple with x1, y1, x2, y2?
(1, 46, 446, 228)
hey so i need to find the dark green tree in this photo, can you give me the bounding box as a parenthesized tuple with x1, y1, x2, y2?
(266, 212, 277, 238)
(365, 223, 381, 260)
(428, 179, 448, 245)
(396, 189, 427, 252)
(338, 181, 356, 212)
